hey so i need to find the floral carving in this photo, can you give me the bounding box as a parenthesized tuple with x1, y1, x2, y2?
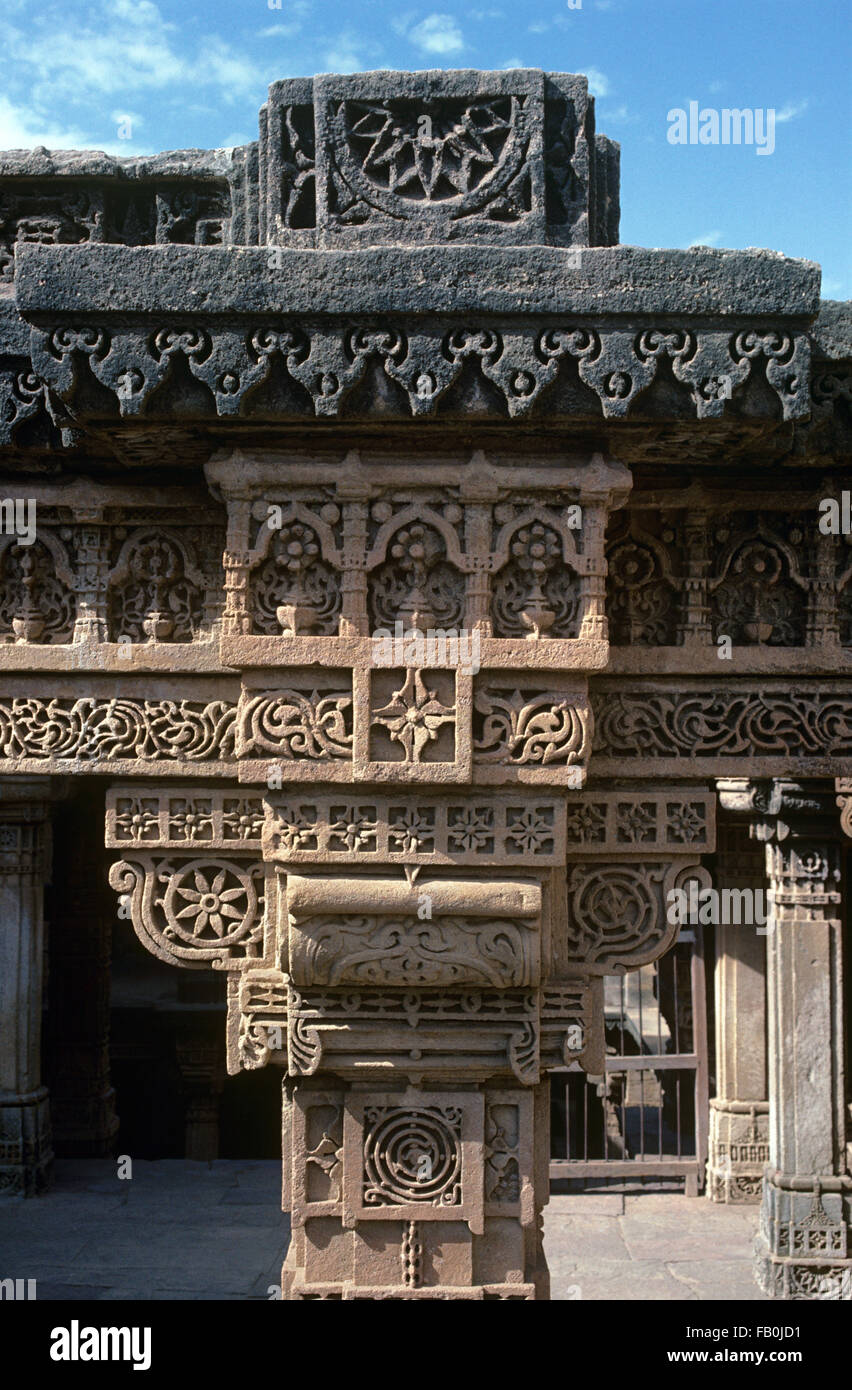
(371, 669, 455, 764)
(711, 536, 805, 646)
(114, 796, 160, 842)
(369, 522, 464, 633)
(388, 807, 436, 854)
(108, 856, 265, 967)
(473, 687, 589, 766)
(291, 914, 538, 987)
(327, 804, 378, 853)
(491, 521, 580, 639)
(0, 540, 75, 645)
(108, 531, 205, 643)
(168, 798, 214, 842)
(607, 536, 677, 646)
(0, 697, 236, 763)
(593, 687, 852, 759)
(237, 690, 353, 760)
(565, 862, 673, 972)
(252, 521, 340, 636)
(447, 806, 494, 853)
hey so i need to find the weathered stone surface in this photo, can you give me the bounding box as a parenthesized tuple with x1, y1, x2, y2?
(0, 65, 848, 1302)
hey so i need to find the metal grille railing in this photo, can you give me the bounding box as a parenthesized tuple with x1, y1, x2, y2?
(549, 928, 709, 1194)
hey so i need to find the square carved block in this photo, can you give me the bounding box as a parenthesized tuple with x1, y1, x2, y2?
(313, 69, 547, 249)
(342, 1090, 485, 1231)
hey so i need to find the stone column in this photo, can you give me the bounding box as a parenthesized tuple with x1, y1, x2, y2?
(706, 812, 768, 1203)
(45, 788, 119, 1157)
(723, 780, 851, 1299)
(0, 779, 64, 1195)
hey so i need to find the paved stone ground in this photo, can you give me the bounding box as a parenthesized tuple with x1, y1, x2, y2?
(545, 1190, 767, 1301)
(0, 1161, 766, 1300)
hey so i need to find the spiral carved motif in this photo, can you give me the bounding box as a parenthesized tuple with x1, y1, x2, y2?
(363, 1106, 462, 1207)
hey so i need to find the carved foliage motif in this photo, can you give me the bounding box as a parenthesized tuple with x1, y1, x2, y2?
(606, 517, 678, 646)
(0, 697, 236, 764)
(265, 794, 565, 864)
(252, 520, 341, 635)
(370, 669, 456, 765)
(0, 179, 230, 283)
(474, 685, 590, 767)
(368, 518, 465, 634)
(564, 861, 708, 973)
(606, 507, 840, 650)
(107, 530, 207, 643)
(236, 687, 353, 761)
(289, 913, 538, 988)
(592, 686, 852, 759)
(491, 520, 580, 639)
(322, 91, 536, 237)
(709, 523, 806, 646)
(0, 537, 75, 644)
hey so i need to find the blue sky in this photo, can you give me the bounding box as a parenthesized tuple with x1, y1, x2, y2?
(3, 0, 850, 297)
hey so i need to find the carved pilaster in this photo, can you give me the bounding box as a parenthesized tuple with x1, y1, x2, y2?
(720, 780, 851, 1298)
(706, 813, 768, 1203)
(678, 511, 712, 646)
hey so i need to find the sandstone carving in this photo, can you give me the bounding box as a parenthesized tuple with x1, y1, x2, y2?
(0, 66, 848, 1301)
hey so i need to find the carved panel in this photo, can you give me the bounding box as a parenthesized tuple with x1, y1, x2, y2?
(108, 854, 269, 969)
(341, 1090, 484, 1229)
(263, 793, 567, 865)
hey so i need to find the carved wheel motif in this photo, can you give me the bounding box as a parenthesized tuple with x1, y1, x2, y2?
(161, 860, 258, 947)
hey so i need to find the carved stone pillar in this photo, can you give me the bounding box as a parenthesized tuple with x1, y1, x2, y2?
(0, 779, 64, 1195)
(721, 780, 850, 1299)
(706, 812, 768, 1203)
(45, 788, 119, 1157)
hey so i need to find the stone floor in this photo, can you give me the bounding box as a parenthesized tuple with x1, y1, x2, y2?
(0, 1161, 767, 1300)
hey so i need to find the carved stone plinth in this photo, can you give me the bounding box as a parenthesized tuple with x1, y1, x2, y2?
(281, 1079, 550, 1299)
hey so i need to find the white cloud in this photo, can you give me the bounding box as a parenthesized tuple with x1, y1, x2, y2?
(775, 100, 808, 123)
(110, 109, 143, 130)
(687, 231, 723, 248)
(220, 131, 255, 150)
(599, 104, 636, 124)
(257, 23, 303, 38)
(0, 95, 151, 155)
(820, 275, 844, 296)
(501, 58, 526, 70)
(392, 10, 418, 36)
(409, 13, 465, 56)
(583, 67, 611, 98)
(196, 38, 265, 102)
(528, 21, 549, 32)
(323, 33, 369, 73)
(0, 95, 90, 150)
(7, 0, 265, 111)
